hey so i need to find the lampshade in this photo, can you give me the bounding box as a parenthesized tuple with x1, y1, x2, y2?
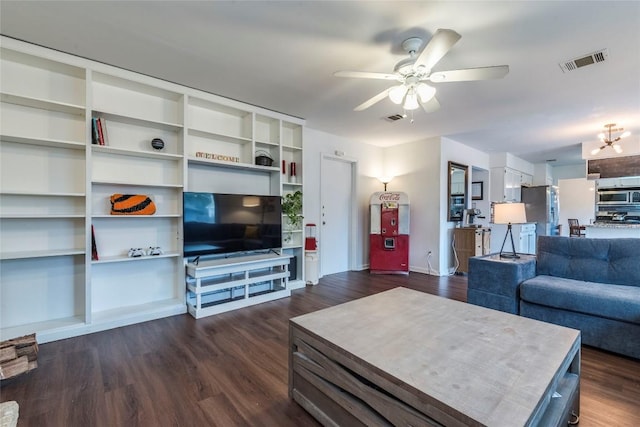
(388, 85, 407, 105)
(494, 202, 527, 224)
(403, 90, 420, 110)
(416, 83, 436, 103)
(242, 196, 260, 207)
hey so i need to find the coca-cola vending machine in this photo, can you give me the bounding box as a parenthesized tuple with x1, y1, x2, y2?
(370, 191, 409, 274)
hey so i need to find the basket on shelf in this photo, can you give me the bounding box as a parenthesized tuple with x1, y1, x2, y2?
(255, 150, 274, 167)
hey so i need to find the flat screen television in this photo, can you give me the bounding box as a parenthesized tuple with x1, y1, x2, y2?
(183, 192, 282, 258)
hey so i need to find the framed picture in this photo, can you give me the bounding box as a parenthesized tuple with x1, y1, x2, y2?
(472, 181, 483, 200)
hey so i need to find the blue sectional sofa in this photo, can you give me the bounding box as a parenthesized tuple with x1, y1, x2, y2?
(468, 236, 640, 359)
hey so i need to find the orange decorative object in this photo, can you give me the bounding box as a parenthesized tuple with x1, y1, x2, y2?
(110, 194, 156, 215)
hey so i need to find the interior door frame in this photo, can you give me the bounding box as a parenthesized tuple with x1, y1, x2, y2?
(319, 153, 358, 277)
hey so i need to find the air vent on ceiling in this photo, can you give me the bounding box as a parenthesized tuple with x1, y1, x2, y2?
(385, 114, 405, 122)
(559, 49, 608, 73)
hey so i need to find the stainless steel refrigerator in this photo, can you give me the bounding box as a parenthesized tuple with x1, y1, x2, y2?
(521, 185, 559, 237)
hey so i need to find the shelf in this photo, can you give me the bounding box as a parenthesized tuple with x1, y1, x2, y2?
(187, 288, 290, 319)
(1, 249, 85, 261)
(91, 179, 183, 188)
(92, 214, 181, 219)
(0, 133, 86, 150)
(90, 298, 186, 326)
(187, 156, 279, 173)
(282, 144, 303, 151)
(187, 270, 289, 294)
(188, 127, 252, 144)
(0, 316, 85, 343)
(0, 190, 85, 197)
(1, 92, 85, 115)
(0, 214, 85, 219)
(91, 252, 181, 264)
(255, 139, 279, 147)
(93, 110, 183, 132)
(92, 144, 183, 161)
(283, 244, 303, 250)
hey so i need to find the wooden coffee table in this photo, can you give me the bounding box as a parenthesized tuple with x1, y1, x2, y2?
(289, 287, 580, 427)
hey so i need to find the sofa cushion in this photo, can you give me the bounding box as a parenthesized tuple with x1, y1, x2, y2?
(520, 275, 640, 325)
(536, 236, 640, 287)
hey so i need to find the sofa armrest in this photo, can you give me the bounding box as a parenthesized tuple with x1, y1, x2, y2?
(468, 254, 537, 314)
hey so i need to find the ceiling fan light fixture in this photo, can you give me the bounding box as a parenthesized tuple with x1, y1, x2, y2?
(389, 85, 407, 104)
(403, 90, 420, 110)
(416, 83, 436, 103)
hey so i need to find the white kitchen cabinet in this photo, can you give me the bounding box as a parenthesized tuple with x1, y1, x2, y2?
(490, 167, 532, 202)
(490, 223, 537, 255)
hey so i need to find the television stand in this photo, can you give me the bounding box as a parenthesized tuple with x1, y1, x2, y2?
(185, 253, 293, 318)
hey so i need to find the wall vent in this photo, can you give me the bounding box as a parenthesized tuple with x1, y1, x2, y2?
(385, 114, 405, 122)
(559, 49, 608, 73)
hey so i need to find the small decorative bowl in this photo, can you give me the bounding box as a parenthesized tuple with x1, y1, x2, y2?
(151, 138, 165, 150)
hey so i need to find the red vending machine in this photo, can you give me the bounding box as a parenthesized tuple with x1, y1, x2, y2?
(370, 191, 409, 274)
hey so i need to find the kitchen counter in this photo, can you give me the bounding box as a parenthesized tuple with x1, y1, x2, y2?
(584, 223, 640, 238)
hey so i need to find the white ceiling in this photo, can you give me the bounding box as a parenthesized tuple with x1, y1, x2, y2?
(2, 1, 639, 166)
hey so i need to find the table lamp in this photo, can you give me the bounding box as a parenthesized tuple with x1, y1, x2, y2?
(493, 202, 527, 259)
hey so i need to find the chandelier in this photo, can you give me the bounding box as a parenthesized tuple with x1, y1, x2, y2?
(590, 123, 631, 155)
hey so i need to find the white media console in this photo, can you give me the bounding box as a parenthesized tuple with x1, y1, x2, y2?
(185, 253, 293, 318)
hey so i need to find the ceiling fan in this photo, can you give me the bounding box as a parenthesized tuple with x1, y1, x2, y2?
(590, 123, 631, 155)
(334, 29, 509, 113)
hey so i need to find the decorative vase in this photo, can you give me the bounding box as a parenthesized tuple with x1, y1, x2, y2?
(151, 138, 165, 150)
(290, 162, 297, 183)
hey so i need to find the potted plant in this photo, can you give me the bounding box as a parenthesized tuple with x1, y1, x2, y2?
(282, 191, 303, 240)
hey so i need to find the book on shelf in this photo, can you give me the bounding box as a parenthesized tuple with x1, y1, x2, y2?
(91, 225, 99, 261)
(92, 117, 109, 146)
(91, 117, 99, 145)
(100, 118, 109, 145)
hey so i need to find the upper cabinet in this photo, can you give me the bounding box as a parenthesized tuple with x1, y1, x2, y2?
(490, 167, 532, 202)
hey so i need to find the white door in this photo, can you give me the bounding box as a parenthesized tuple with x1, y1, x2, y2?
(320, 155, 354, 276)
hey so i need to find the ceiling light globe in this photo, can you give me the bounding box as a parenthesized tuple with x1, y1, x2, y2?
(620, 131, 631, 138)
(416, 83, 436, 102)
(613, 144, 623, 153)
(590, 147, 601, 155)
(388, 85, 407, 104)
(404, 92, 420, 110)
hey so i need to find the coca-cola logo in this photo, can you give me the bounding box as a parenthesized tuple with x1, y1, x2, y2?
(378, 193, 401, 201)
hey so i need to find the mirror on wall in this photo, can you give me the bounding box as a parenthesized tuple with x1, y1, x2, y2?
(448, 161, 468, 222)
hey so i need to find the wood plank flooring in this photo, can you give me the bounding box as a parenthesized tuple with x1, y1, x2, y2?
(2, 271, 639, 426)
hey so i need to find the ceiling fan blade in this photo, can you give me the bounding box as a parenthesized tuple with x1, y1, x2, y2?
(354, 88, 393, 111)
(421, 95, 440, 113)
(429, 65, 509, 82)
(334, 71, 398, 80)
(414, 29, 461, 71)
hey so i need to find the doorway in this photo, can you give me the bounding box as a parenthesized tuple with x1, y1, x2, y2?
(320, 154, 356, 276)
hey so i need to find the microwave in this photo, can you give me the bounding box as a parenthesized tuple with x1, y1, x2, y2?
(597, 188, 640, 204)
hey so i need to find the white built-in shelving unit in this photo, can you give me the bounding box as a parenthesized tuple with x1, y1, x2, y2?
(0, 36, 305, 342)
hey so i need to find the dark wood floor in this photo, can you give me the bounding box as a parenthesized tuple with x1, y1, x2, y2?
(2, 271, 639, 426)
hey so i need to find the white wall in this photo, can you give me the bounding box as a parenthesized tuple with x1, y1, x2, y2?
(470, 168, 491, 228)
(304, 127, 383, 271)
(381, 137, 441, 275)
(440, 138, 490, 274)
(557, 178, 596, 236)
(552, 163, 586, 184)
